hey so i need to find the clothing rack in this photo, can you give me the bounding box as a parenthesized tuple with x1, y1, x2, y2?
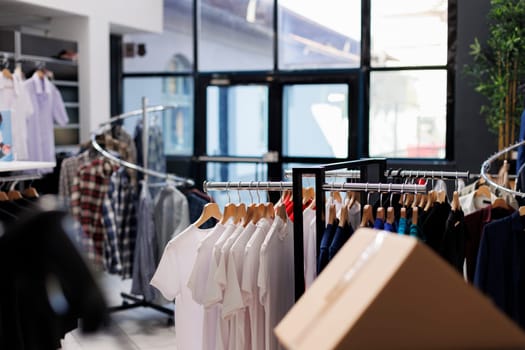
(481, 139, 525, 197)
(92, 98, 195, 318)
(203, 181, 426, 194)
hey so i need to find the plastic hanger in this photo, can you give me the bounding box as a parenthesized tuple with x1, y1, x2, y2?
(193, 202, 222, 228)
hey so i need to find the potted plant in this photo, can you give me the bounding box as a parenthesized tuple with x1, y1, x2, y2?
(465, 0, 525, 151)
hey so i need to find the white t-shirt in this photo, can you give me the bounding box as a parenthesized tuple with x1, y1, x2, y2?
(187, 222, 226, 350)
(0, 75, 33, 160)
(258, 216, 295, 350)
(150, 224, 211, 350)
(241, 218, 273, 350)
(223, 222, 257, 350)
(348, 201, 361, 232)
(303, 208, 317, 289)
(203, 222, 240, 350)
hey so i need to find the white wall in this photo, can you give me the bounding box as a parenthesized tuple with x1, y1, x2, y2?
(6, 0, 164, 140)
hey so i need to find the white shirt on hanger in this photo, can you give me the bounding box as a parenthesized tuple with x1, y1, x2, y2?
(150, 225, 212, 350)
(203, 222, 240, 350)
(242, 218, 273, 350)
(0, 74, 32, 160)
(187, 222, 226, 350)
(223, 222, 258, 350)
(258, 216, 295, 350)
(303, 207, 317, 289)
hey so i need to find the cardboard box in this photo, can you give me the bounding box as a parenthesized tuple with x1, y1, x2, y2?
(275, 228, 525, 350)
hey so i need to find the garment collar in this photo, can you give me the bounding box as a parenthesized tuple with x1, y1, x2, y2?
(32, 72, 52, 95)
(510, 211, 525, 233)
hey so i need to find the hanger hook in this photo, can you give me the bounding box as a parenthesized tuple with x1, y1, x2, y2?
(237, 181, 242, 203)
(227, 182, 231, 203)
(256, 182, 261, 203)
(389, 183, 393, 207)
(366, 183, 371, 205)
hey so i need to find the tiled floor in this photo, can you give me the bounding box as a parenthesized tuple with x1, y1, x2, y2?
(61, 274, 177, 350)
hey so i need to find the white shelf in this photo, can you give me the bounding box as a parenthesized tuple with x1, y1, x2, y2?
(0, 161, 56, 172)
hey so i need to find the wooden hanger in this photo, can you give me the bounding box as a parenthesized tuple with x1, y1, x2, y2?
(332, 191, 343, 204)
(234, 203, 247, 225)
(23, 187, 39, 198)
(412, 206, 419, 225)
(276, 201, 288, 221)
(327, 203, 337, 225)
(451, 191, 460, 211)
(376, 206, 385, 221)
(303, 187, 315, 204)
(0, 191, 9, 201)
(474, 184, 492, 199)
(338, 203, 348, 228)
(360, 204, 374, 228)
(492, 197, 511, 210)
(193, 202, 222, 228)
(386, 206, 395, 225)
(424, 190, 435, 212)
(400, 206, 407, 219)
(7, 190, 22, 200)
(519, 206, 525, 216)
(220, 202, 237, 225)
(264, 202, 275, 220)
(2, 68, 12, 80)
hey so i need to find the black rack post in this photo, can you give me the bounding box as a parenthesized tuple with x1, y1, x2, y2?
(292, 158, 386, 300)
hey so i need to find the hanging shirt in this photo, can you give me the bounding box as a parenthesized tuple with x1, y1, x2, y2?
(440, 209, 466, 274)
(203, 222, 239, 350)
(0, 74, 32, 160)
(373, 217, 384, 230)
(317, 220, 338, 274)
(459, 190, 498, 216)
(398, 217, 408, 235)
(348, 202, 361, 232)
(464, 206, 514, 282)
(422, 201, 451, 254)
(328, 223, 354, 260)
(242, 218, 273, 350)
(303, 207, 317, 289)
(70, 157, 118, 268)
(153, 184, 190, 263)
(223, 222, 258, 350)
(108, 167, 137, 278)
(187, 223, 227, 350)
(258, 216, 295, 350)
(24, 73, 68, 168)
(131, 185, 158, 301)
(150, 225, 212, 350)
(215, 224, 245, 350)
(58, 151, 94, 202)
(474, 211, 525, 328)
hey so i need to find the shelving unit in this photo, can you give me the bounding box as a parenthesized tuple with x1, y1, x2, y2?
(0, 161, 56, 172)
(0, 29, 80, 150)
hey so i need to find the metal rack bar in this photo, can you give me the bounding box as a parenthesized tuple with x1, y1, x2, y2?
(481, 139, 525, 197)
(91, 105, 194, 187)
(283, 169, 470, 179)
(203, 181, 426, 193)
(196, 152, 279, 163)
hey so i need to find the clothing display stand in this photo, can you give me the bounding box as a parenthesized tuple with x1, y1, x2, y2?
(92, 97, 193, 319)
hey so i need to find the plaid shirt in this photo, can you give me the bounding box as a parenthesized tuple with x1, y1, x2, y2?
(71, 157, 118, 268)
(102, 187, 122, 275)
(58, 151, 93, 202)
(107, 167, 137, 278)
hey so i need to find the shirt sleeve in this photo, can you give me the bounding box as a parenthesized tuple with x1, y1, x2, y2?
(52, 85, 69, 126)
(150, 244, 180, 301)
(257, 244, 268, 306)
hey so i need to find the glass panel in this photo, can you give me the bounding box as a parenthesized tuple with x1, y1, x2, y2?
(123, 76, 194, 155)
(123, 0, 193, 73)
(207, 85, 268, 156)
(278, 0, 361, 70)
(206, 163, 268, 208)
(369, 70, 447, 158)
(283, 84, 349, 158)
(199, 0, 274, 71)
(371, 0, 447, 67)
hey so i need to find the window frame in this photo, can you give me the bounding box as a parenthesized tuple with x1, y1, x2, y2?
(117, 0, 457, 186)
